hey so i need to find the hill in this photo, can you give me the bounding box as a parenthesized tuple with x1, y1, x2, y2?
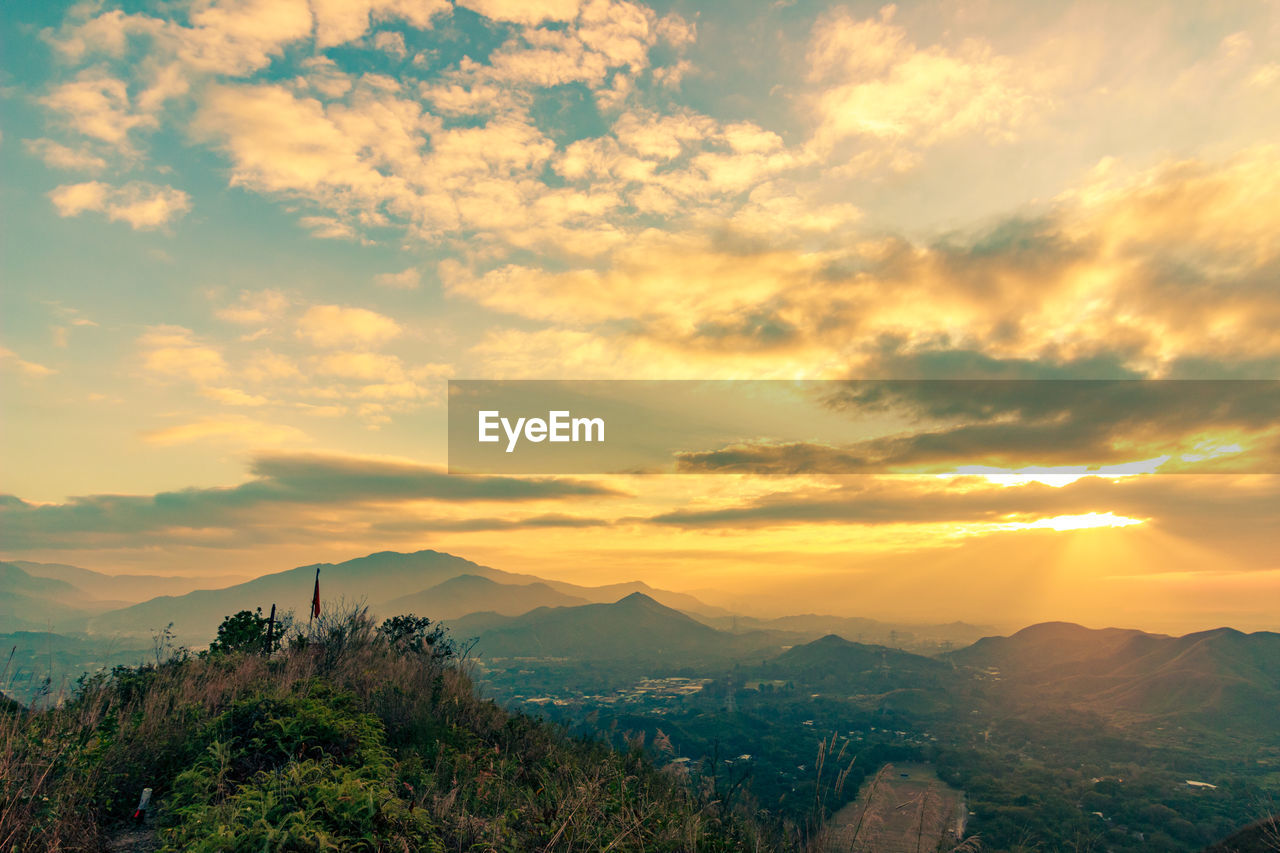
(471, 592, 782, 662)
(87, 550, 724, 644)
(385, 574, 589, 619)
(761, 633, 954, 694)
(949, 622, 1280, 733)
(9, 560, 245, 603)
(0, 562, 103, 632)
(693, 612, 995, 651)
(0, 609, 774, 851)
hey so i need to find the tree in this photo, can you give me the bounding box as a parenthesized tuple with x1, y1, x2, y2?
(208, 609, 272, 655)
(377, 614, 458, 662)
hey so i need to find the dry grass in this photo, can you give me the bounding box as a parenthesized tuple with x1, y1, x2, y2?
(1, 607, 777, 852)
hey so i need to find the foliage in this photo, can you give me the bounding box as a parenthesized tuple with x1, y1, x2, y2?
(0, 606, 775, 852)
(206, 608, 273, 656)
(376, 613, 457, 662)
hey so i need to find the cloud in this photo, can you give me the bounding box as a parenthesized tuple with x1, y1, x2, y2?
(373, 267, 420, 289)
(242, 350, 301, 382)
(805, 5, 1049, 163)
(216, 289, 290, 325)
(312, 0, 451, 49)
(48, 181, 191, 229)
(251, 452, 622, 501)
(369, 512, 610, 532)
(373, 30, 406, 58)
(0, 346, 56, 378)
(194, 83, 399, 199)
(24, 138, 107, 171)
(311, 350, 407, 381)
(669, 380, 1280, 475)
(201, 386, 271, 406)
(296, 305, 402, 348)
(0, 451, 621, 550)
(441, 229, 829, 329)
(142, 415, 307, 446)
(299, 216, 361, 241)
(646, 473, 1280, 554)
(39, 69, 158, 149)
(138, 326, 226, 382)
(456, 0, 580, 25)
(454, 146, 1280, 383)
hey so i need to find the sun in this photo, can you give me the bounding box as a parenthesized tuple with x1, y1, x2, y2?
(1002, 512, 1146, 532)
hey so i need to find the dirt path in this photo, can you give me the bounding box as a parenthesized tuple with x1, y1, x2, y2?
(106, 823, 161, 852)
(821, 762, 966, 853)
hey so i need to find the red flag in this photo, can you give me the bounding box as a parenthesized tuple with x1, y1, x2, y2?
(311, 568, 321, 620)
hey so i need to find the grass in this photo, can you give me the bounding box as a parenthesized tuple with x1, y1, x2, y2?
(0, 607, 778, 852)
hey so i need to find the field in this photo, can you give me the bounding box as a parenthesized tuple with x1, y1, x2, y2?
(821, 763, 965, 853)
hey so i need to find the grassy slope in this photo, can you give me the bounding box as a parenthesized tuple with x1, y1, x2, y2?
(0, 612, 773, 852)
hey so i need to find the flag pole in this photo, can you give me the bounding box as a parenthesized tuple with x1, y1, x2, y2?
(310, 567, 321, 634)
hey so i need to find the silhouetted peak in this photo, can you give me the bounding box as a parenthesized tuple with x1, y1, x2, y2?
(615, 591, 662, 608)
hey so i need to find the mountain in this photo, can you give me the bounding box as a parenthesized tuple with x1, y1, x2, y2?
(761, 633, 954, 698)
(385, 574, 589, 619)
(949, 621, 1167, 674)
(0, 562, 102, 631)
(949, 622, 1280, 733)
(9, 560, 246, 602)
(3, 614, 763, 849)
(691, 612, 996, 650)
(88, 550, 724, 645)
(539, 579, 733, 617)
(88, 550, 502, 641)
(470, 592, 776, 662)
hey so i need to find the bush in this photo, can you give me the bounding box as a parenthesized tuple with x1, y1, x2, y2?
(377, 614, 457, 662)
(0, 607, 777, 851)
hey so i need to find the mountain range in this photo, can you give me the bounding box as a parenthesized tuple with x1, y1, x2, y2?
(81, 550, 731, 643)
(949, 621, 1280, 734)
(3, 549, 1276, 738)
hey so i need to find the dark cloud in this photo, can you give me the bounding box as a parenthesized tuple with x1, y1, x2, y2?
(246, 453, 619, 501)
(676, 380, 1280, 474)
(368, 513, 612, 533)
(0, 452, 621, 550)
(647, 474, 1280, 560)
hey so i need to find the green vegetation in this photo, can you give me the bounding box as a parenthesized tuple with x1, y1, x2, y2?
(0, 608, 775, 852)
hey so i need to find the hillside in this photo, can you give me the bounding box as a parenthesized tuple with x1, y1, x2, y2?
(385, 573, 589, 619)
(1201, 815, 1280, 853)
(949, 622, 1280, 733)
(761, 634, 954, 696)
(0, 608, 775, 851)
(472, 592, 779, 662)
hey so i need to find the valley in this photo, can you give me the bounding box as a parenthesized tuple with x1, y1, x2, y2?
(2, 549, 1277, 851)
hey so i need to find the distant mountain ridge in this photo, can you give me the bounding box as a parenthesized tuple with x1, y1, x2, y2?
(11, 560, 248, 602)
(85, 550, 730, 644)
(949, 621, 1280, 733)
(385, 574, 589, 619)
(464, 591, 795, 663)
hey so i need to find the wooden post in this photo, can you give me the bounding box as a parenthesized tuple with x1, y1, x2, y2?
(265, 603, 276, 654)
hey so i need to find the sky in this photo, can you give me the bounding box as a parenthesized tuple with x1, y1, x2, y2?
(1, 0, 1278, 633)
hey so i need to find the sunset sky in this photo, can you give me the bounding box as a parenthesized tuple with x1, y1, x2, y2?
(2, 0, 1278, 633)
